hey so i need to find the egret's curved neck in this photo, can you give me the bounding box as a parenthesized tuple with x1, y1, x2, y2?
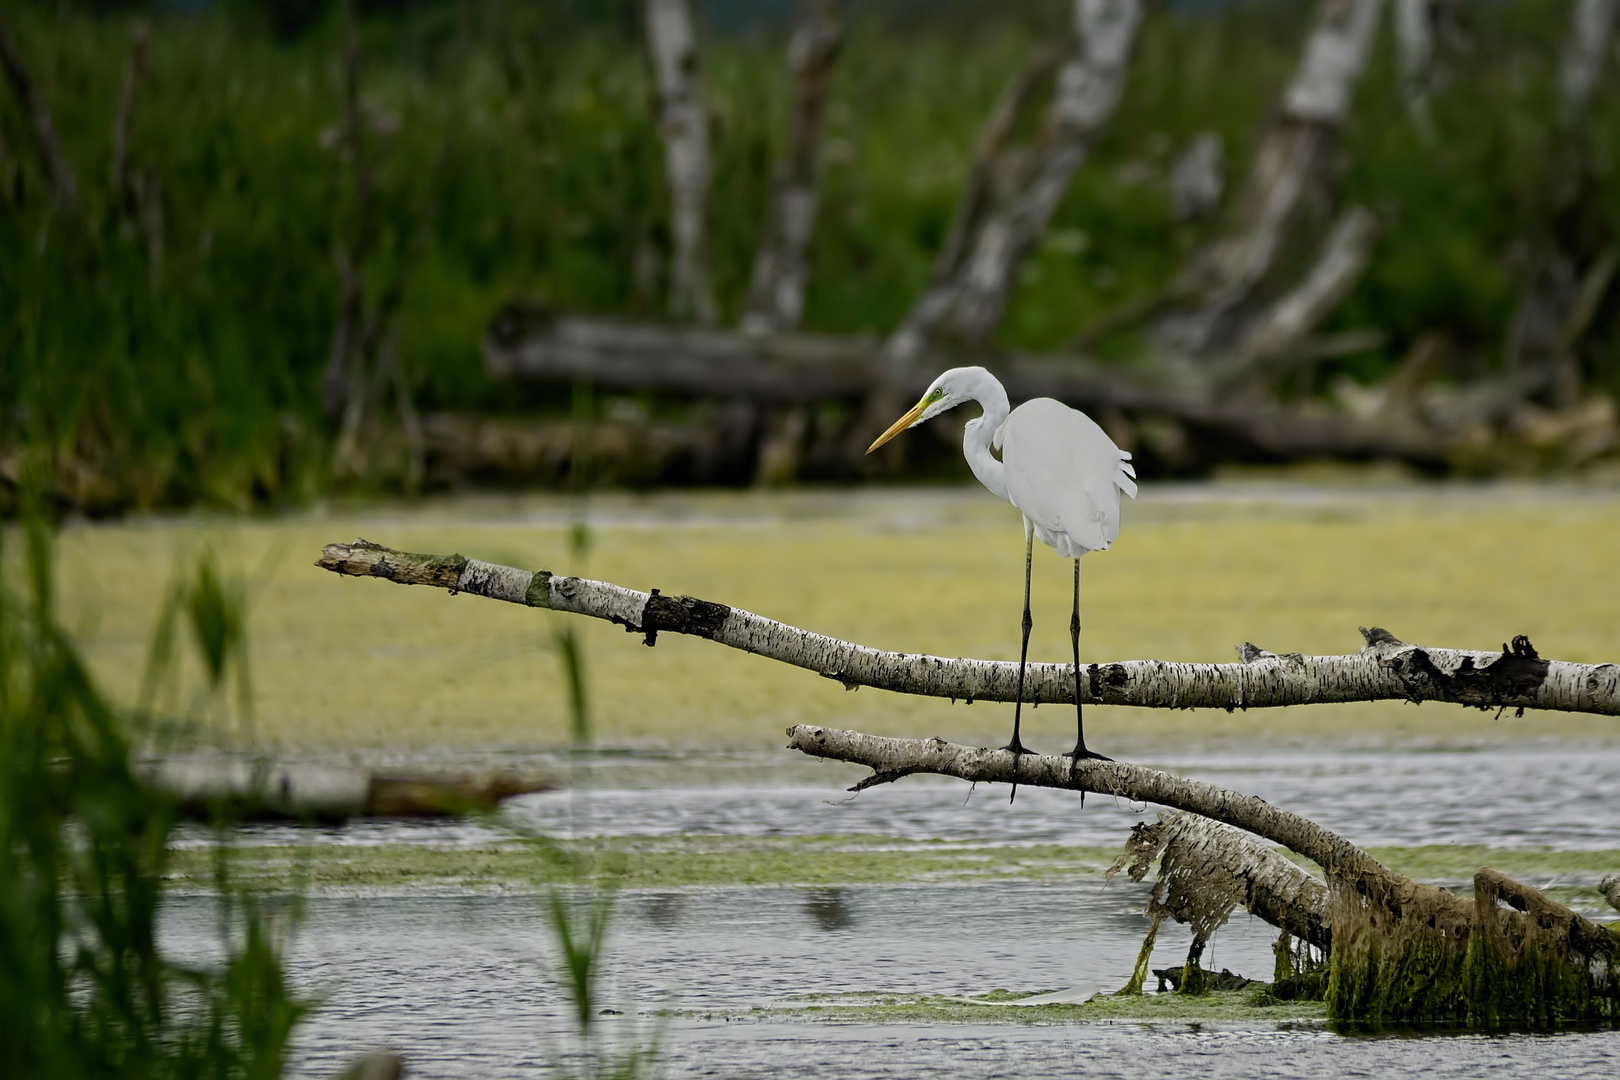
(959, 371, 1010, 502)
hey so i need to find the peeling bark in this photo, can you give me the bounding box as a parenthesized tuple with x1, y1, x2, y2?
(742, 1, 841, 334)
(1108, 811, 1331, 952)
(1601, 873, 1620, 915)
(0, 14, 78, 213)
(645, 0, 718, 326)
(316, 540, 1620, 718)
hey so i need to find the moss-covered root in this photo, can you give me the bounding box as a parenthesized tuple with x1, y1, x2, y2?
(1119, 911, 1163, 996)
(1326, 867, 1620, 1027)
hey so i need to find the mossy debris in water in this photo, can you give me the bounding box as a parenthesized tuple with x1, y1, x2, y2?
(161, 836, 1127, 891)
(725, 989, 1325, 1026)
(1325, 873, 1620, 1029)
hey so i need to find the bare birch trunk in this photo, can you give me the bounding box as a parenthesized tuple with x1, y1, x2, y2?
(889, 0, 1143, 362)
(1231, 205, 1380, 373)
(742, 1, 841, 334)
(0, 15, 78, 213)
(316, 540, 1620, 718)
(1561, 0, 1619, 121)
(1392, 0, 1436, 135)
(645, 0, 718, 326)
(1159, 0, 1384, 357)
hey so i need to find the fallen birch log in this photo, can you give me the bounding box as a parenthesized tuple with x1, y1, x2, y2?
(482, 310, 1449, 470)
(785, 724, 1620, 1025)
(316, 540, 1620, 718)
(319, 541, 1620, 1025)
(141, 756, 549, 822)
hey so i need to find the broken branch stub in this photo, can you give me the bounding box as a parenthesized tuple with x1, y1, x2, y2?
(317, 541, 1620, 718)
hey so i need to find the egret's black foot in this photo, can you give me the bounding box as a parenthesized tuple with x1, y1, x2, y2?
(1061, 745, 1109, 806)
(1002, 736, 1034, 803)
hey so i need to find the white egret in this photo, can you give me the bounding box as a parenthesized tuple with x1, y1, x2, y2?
(867, 366, 1137, 788)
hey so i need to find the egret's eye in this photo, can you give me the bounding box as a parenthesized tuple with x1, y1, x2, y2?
(927, 389, 944, 403)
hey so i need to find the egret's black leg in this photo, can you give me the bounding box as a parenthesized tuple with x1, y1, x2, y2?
(1062, 559, 1110, 802)
(1063, 559, 1111, 758)
(1005, 528, 1036, 802)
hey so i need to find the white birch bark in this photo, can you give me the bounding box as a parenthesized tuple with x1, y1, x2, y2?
(890, 0, 1143, 358)
(1165, 0, 1384, 355)
(785, 724, 1389, 879)
(645, 0, 718, 326)
(1392, 0, 1436, 135)
(742, 1, 842, 334)
(1561, 0, 1620, 120)
(317, 541, 1620, 718)
(1237, 205, 1379, 365)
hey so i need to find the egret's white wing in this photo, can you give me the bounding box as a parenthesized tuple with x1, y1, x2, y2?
(1001, 399, 1134, 557)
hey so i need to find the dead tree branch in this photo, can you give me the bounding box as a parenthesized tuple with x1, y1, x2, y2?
(788, 724, 1389, 879)
(645, 0, 718, 325)
(890, 0, 1143, 361)
(742, 0, 842, 334)
(481, 310, 1450, 470)
(1227, 204, 1380, 378)
(110, 20, 148, 206)
(0, 14, 78, 213)
(1560, 0, 1619, 121)
(316, 540, 1620, 718)
(1393, 0, 1436, 136)
(1154, 0, 1384, 358)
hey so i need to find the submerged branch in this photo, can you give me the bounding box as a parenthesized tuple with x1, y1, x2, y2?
(316, 540, 1620, 718)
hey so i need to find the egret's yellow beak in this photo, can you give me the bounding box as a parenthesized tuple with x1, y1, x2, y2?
(867, 401, 927, 454)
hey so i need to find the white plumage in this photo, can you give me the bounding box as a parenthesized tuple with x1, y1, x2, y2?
(997, 398, 1137, 558)
(866, 365, 1135, 770)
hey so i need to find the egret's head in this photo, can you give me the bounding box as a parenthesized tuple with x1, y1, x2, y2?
(866, 367, 986, 454)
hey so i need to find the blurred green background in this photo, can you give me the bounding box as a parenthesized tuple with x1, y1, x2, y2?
(5, 0, 1618, 513)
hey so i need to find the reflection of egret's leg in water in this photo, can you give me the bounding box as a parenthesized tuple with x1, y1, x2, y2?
(1005, 528, 1036, 803)
(1063, 559, 1110, 805)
